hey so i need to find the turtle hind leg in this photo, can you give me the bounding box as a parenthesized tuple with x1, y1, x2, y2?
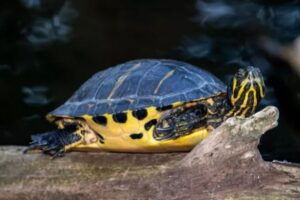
(24, 129, 82, 158)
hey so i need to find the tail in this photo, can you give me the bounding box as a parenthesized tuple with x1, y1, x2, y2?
(24, 129, 81, 158)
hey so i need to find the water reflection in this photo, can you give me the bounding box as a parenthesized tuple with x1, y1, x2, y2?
(24, 1, 78, 46)
(20, 0, 41, 8)
(195, 0, 300, 42)
(22, 85, 51, 105)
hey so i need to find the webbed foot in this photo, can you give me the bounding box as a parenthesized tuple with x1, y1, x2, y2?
(24, 129, 82, 158)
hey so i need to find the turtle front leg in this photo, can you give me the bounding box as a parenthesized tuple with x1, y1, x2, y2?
(154, 104, 208, 140)
(24, 129, 83, 158)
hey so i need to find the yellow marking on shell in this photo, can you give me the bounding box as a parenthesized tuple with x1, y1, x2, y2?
(172, 101, 185, 107)
(86, 114, 122, 137)
(154, 69, 175, 94)
(83, 107, 161, 139)
(107, 63, 141, 99)
(121, 111, 140, 133)
(76, 101, 209, 152)
(128, 98, 134, 103)
(51, 100, 215, 152)
(96, 125, 209, 152)
(78, 107, 160, 151)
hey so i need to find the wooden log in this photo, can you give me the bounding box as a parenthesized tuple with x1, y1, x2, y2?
(0, 106, 299, 199)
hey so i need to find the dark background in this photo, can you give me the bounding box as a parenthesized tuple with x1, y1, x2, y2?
(0, 0, 299, 162)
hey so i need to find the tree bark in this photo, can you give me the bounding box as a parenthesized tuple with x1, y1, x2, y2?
(0, 106, 299, 200)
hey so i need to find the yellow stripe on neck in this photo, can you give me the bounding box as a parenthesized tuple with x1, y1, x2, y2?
(257, 79, 265, 98)
(231, 78, 248, 105)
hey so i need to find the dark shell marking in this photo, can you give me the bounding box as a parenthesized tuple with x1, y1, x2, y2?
(156, 105, 173, 112)
(112, 112, 127, 123)
(92, 116, 107, 126)
(130, 133, 143, 139)
(132, 109, 148, 120)
(144, 119, 158, 131)
(97, 133, 105, 141)
(49, 59, 226, 117)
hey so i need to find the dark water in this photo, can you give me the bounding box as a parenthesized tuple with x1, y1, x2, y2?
(1, 0, 299, 162)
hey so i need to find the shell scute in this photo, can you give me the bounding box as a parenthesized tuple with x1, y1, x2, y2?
(49, 59, 226, 117)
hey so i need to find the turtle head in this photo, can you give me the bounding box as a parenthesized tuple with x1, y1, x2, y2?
(227, 66, 265, 117)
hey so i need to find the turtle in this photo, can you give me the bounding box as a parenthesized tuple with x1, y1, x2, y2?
(25, 59, 265, 158)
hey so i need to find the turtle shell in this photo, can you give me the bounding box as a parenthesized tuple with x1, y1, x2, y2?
(49, 59, 226, 118)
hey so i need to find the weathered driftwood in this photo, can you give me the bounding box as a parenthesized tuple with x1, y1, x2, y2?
(0, 106, 299, 200)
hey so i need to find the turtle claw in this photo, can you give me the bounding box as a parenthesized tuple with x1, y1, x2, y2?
(155, 126, 174, 132)
(51, 148, 65, 159)
(24, 129, 81, 158)
(23, 145, 38, 154)
(154, 126, 176, 140)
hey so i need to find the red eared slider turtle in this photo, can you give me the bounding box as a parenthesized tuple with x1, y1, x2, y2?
(25, 59, 265, 157)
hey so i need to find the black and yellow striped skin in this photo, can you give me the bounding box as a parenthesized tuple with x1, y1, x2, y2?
(225, 67, 265, 118)
(48, 100, 211, 152)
